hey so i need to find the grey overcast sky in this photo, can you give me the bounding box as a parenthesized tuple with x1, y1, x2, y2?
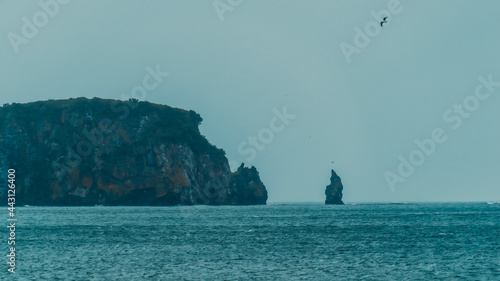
(1, 0, 499, 202)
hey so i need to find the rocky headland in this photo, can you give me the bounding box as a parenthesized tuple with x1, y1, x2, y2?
(0, 98, 267, 206)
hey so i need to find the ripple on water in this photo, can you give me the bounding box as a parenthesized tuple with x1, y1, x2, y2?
(2, 203, 499, 280)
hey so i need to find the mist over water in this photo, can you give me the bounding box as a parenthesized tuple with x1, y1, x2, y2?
(2, 1, 500, 202)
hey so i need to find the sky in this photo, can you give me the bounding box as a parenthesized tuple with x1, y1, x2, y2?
(1, 0, 499, 203)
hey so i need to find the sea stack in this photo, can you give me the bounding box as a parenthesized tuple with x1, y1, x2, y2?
(229, 163, 268, 205)
(325, 169, 344, 205)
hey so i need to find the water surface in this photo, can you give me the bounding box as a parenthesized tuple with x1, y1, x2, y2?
(3, 203, 499, 280)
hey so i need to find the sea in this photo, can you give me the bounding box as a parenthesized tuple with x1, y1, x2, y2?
(2, 203, 499, 280)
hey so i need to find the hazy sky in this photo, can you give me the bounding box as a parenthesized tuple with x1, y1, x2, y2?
(2, 0, 500, 202)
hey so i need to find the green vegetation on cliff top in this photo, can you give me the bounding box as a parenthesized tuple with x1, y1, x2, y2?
(0, 97, 227, 166)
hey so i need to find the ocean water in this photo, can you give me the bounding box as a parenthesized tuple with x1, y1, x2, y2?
(3, 203, 499, 280)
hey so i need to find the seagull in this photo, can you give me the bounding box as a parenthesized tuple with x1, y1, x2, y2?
(380, 17, 388, 27)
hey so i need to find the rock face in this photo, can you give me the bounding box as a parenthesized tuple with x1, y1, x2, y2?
(230, 164, 268, 205)
(0, 98, 267, 206)
(325, 169, 344, 205)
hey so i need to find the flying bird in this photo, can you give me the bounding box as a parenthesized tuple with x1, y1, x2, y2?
(380, 17, 388, 27)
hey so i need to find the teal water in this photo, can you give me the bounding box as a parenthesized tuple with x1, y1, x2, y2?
(2, 203, 499, 280)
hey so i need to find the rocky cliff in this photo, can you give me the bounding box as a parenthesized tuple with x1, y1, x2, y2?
(0, 98, 268, 206)
(325, 169, 344, 205)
